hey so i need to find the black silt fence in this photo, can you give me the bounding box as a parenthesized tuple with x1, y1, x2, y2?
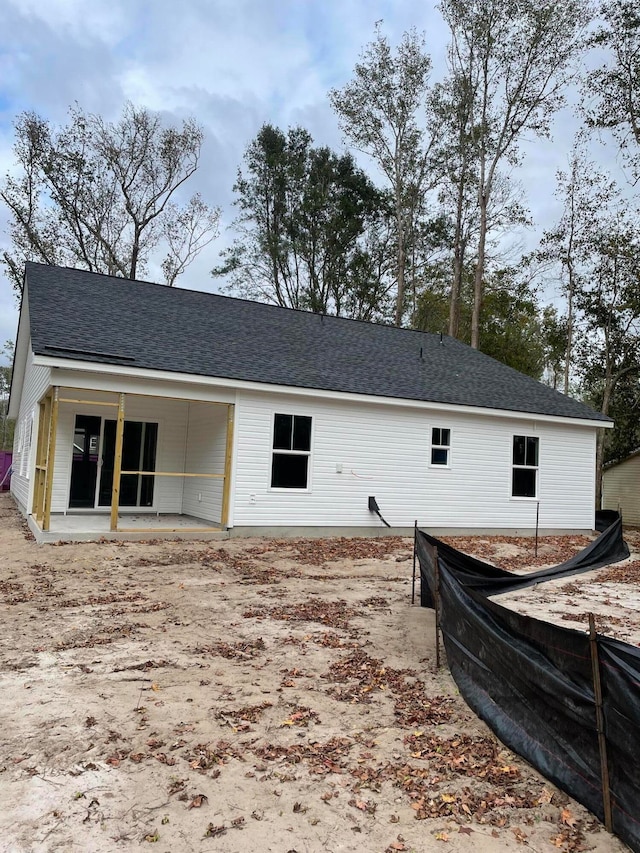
(416, 519, 640, 852)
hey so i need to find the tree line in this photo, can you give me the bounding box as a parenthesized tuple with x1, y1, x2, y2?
(1, 0, 639, 490)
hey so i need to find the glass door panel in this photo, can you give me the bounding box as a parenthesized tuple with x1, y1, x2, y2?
(69, 415, 102, 508)
(98, 420, 157, 507)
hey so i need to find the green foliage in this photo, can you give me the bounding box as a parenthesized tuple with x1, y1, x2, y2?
(574, 216, 640, 411)
(480, 279, 547, 379)
(540, 306, 569, 391)
(536, 145, 640, 504)
(413, 267, 549, 379)
(214, 124, 395, 321)
(438, 0, 591, 347)
(328, 26, 432, 190)
(585, 0, 640, 181)
(585, 373, 640, 465)
(537, 148, 640, 418)
(535, 142, 619, 394)
(602, 376, 640, 464)
(329, 26, 436, 326)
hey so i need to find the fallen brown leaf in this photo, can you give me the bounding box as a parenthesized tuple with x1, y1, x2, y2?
(204, 823, 226, 837)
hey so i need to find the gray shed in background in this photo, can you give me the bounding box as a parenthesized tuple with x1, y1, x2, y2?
(603, 449, 640, 526)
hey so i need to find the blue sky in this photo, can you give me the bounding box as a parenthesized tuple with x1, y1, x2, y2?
(0, 0, 617, 365)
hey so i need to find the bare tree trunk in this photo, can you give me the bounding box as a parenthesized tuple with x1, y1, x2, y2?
(394, 201, 406, 327)
(563, 166, 577, 395)
(563, 275, 573, 395)
(449, 255, 462, 338)
(596, 367, 613, 510)
(471, 191, 487, 349)
(595, 427, 605, 511)
(448, 181, 466, 338)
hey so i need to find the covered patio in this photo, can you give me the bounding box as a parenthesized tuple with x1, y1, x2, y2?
(30, 385, 234, 540)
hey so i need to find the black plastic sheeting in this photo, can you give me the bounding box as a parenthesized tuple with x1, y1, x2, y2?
(417, 516, 640, 852)
(421, 512, 629, 606)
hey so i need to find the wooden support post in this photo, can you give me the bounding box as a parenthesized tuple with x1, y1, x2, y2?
(110, 393, 126, 532)
(411, 520, 417, 604)
(588, 613, 613, 833)
(119, 471, 225, 478)
(43, 387, 59, 532)
(220, 404, 234, 529)
(58, 398, 119, 407)
(32, 395, 50, 522)
(434, 545, 441, 671)
(31, 404, 41, 518)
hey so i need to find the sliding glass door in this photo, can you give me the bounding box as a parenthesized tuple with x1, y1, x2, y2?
(98, 420, 158, 507)
(69, 416, 102, 508)
(69, 416, 158, 509)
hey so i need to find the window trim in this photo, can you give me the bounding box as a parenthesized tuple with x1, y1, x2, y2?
(18, 413, 33, 479)
(511, 434, 539, 500)
(429, 426, 451, 468)
(25, 412, 33, 480)
(269, 412, 313, 492)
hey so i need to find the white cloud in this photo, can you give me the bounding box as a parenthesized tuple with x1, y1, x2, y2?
(0, 0, 629, 361)
(7, 0, 128, 46)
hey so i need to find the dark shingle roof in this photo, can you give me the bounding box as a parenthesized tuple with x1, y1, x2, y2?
(25, 263, 609, 423)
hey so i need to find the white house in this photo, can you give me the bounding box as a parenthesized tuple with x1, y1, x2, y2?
(8, 263, 612, 542)
(603, 450, 640, 526)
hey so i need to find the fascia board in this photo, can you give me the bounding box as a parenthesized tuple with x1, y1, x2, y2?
(7, 290, 31, 419)
(34, 354, 613, 430)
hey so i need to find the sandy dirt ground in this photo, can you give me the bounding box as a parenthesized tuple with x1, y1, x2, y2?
(486, 531, 640, 647)
(0, 492, 633, 853)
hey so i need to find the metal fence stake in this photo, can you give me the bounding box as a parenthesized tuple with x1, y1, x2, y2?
(434, 545, 441, 671)
(588, 613, 613, 833)
(411, 520, 417, 604)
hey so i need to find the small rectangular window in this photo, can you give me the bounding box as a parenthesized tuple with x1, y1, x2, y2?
(271, 414, 312, 489)
(431, 427, 450, 466)
(512, 435, 539, 497)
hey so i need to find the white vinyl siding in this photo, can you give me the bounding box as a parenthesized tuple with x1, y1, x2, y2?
(181, 402, 228, 523)
(603, 455, 640, 525)
(10, 346, 51, 512)
(232, 389, 597, 530)
(11, 357, 598, 533)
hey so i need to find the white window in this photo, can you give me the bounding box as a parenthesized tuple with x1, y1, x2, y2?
(512, 435, 539, 498)
(271, 414, 312, 489)
(431, 427, 450, 466)
(17, 417, 31, 478)
(16, 420, 25, 477)
(24, 414, 33, 479)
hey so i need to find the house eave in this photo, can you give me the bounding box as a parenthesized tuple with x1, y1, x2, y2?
(604, 447, 640, 470)
(8, 288, 31, 419)
(33, 354, 613, 430)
